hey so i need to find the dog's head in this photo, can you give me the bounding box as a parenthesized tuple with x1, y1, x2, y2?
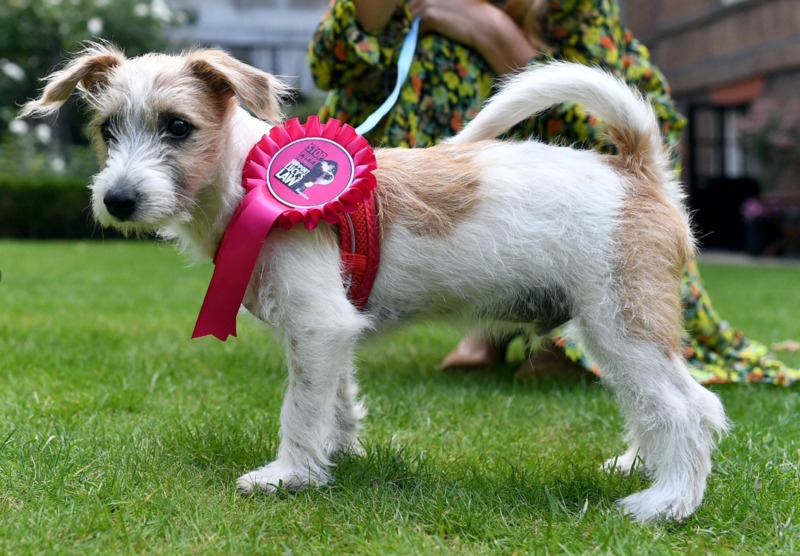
(306, 160, 339, 187)
(21, 43, 289, 235)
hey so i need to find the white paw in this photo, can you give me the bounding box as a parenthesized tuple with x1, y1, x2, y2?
(236, 461, 329, 495)
(618, 486, 700, 522)
(603, 450, 644, 476)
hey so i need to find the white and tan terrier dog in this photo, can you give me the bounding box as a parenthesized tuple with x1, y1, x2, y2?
(23, 44, 728, 522)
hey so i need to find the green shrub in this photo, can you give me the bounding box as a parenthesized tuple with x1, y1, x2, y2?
(0, 175, 122, 238)
(0, 134, 99, 179)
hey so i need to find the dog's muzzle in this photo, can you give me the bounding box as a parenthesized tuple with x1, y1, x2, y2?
(103, 185, 140, 221)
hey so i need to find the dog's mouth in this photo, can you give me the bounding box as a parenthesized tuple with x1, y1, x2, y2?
(91, 146, 200, 232)
(98, 209, 177, 237)
(92, 164, 198, 233)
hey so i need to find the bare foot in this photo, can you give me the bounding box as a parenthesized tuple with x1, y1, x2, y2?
(440, 336, 506, 370)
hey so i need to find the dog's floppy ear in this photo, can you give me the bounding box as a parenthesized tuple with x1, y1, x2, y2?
(20, 43, 125, 118)
(187, 50, 291, 123)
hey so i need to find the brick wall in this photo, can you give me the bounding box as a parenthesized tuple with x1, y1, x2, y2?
(625, 0, 800, 96)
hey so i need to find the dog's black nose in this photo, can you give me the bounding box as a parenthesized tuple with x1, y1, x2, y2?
(104, 187, 139, 221)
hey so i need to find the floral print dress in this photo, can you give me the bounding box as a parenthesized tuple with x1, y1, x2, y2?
(308, 0, 800, 385)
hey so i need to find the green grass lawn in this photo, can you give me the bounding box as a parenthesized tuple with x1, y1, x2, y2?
(1, 241, 798, 555)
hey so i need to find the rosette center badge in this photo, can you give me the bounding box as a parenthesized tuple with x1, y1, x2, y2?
(267, 138, 355, 208)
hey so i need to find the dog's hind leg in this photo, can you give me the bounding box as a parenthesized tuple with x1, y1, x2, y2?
(576, 315, 728, 522)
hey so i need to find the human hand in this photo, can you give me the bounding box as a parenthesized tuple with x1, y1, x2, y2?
(408, 0, 538, 75)
(407, 0, 496, 48)
(354, 0, 400, 32)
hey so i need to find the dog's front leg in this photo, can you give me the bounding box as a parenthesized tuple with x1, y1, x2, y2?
(237, 237, 369, 494)
(237, 306, 367, 494)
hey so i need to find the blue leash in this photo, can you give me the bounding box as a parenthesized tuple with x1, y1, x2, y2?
(354, 17, 421, 136)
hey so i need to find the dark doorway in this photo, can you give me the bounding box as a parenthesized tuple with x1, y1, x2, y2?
(687, 104, 759, 250)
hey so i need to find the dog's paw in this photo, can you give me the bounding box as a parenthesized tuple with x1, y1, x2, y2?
(617, 486, 699, 523)
(236, 462, 329, 495)
(602, 450, 644, 476)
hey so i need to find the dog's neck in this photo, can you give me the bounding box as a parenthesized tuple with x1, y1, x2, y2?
(166, 107, 271, 261)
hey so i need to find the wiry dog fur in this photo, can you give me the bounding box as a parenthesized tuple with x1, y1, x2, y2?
(23, 45, 728, 522)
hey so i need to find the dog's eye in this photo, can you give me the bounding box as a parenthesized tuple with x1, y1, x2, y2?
(166, 118, 192, 139)
(100, 121, 114, 143)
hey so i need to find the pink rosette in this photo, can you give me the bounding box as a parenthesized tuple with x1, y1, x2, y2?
(193, 116, 377, 340)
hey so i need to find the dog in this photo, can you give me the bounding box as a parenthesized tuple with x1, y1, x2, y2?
(292, 159, 338, 199)
(22, 44, 728, 522)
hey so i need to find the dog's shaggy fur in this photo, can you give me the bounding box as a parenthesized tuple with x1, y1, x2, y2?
(23, 45, 728, 522)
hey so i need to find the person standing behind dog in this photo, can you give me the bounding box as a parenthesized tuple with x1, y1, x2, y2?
(308, 0, 800, 385)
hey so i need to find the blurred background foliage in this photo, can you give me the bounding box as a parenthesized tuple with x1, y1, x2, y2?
(0, 0, 192, 178)
(0, 0, 193, 236)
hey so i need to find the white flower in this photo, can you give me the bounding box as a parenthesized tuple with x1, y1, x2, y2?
(35, 124, 53, 144)
(1, 60, 25, 82)
(134, 3, 149, 17)
(50, 157, 66, 173)
(9, 119, 29, 135)
(87, 17, 104, 35)
(151, 0, 173, 22)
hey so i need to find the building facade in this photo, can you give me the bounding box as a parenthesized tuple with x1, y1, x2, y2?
(166, 0, 329, 92)
(166, 0, 799, 252)
(623, 0, 800, 251)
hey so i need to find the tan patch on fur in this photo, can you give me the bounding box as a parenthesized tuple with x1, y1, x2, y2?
(612, 170, 692, 356)
(161, 77, 235, 197)
(314, 222, 339, 246)
(185, 49, 290, 123)
(19, 44, 125, 118)
(374, 143, 485, 237)
(604, 124, 664, 186)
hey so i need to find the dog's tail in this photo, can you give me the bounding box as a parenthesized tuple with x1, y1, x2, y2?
(450, 61, 676, 199)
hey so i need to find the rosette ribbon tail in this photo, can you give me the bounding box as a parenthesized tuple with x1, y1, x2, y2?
(192, 186, 286, 341)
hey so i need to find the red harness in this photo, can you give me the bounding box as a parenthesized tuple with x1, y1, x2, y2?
(337, 191, 380, 311)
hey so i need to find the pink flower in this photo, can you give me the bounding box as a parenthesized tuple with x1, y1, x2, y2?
(741, 197, 765, 221)
(767, 131, 793, 149)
